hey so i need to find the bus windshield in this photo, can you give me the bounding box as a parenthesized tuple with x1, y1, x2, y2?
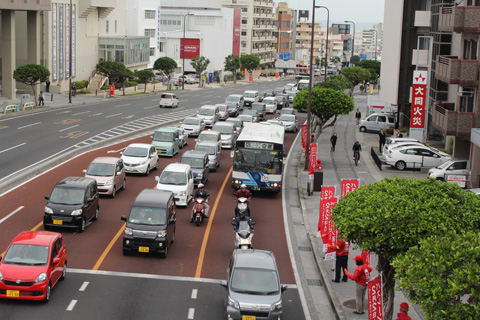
(233, 148, 282, 174)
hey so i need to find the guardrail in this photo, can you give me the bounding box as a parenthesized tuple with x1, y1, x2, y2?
(4, 105, 17, 114)
(370, 147, 382, 171)
(23, 102, 34, 111)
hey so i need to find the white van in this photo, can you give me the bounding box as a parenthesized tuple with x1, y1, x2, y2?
(427, 159, 469, 181)
(297, 79, 311, 91)
(155, 163, 194, 206)
(243, 90, 259, 108)
(159, 93, 179, 108)
(197, 105, 219, 127)
(359, 113, 395, 133)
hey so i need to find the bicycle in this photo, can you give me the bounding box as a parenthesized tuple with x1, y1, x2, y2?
(353, 151, 360, 166)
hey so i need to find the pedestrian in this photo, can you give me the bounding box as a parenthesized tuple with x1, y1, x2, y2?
(395, 302, 412, 320)
(379, 129, 386, 153)
(355, 109, 362, 125)
(344, 255, 373, 315)
(396, 129, 403, 138)
(45, 79, 50, 92)
(331, 239, 349, 283)
(330, 132, 337, 152)
(38, 91, 45, 106)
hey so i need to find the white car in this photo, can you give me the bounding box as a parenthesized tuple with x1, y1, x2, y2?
(263, 97, 277, 114)
(197, 105, 219, 127)
(155, 163, 194, 206)
(382, 141, 425, 158)
(181, 117, 206, 137)
(159, 93, 179, 108)
(385, 145, 451, 171)
(238, 114, 254, 124)
(427, 159, 469, 180)
(359, 113, 395, 133)
(226, 94, 245, 111)
(121, 143, 159, 175)
(279, 114, 298, 132)
(185, 75, 199, 84)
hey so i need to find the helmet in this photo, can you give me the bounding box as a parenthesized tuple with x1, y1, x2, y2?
(240, 184, 247, 189)
(198, 183, 204, 188)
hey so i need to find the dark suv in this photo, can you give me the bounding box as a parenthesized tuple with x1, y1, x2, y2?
(121, 189, 176, 258)
(181, 150, 210, 187)
(43, 177, 100, 232)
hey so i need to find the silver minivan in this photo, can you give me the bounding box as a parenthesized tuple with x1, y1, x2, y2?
(359, 113, 395, 133)
(197, 105, 219, 127)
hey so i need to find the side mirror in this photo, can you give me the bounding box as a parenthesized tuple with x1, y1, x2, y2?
(281, 284, 288, 293)
(220, 280, 228, 288)
(150, 136, 153, 139)
(155, 176, 160, 182)
(83, 169, 87, 174)
(53, 257, 60, 265)
(45, 195, 50, 200)
(121, 215, 127, 221)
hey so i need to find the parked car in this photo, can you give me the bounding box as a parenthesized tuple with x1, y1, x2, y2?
(263, 97, 278, 114)
(213, 122, 237, 149)
(242, 109, 259, 123)
(121, 143, 159, 175)
(181, 117, 206, 137)
(167, 126, 188, 149)
(243, 90, 259, 108)
(467, 188, 480, 195)
(83, 157, 126, 198)
(220, 249, 287, 320)
(359, 113, 395, 133)
(251, 102, 266, 121)
(226, 101, 240, 117)
(226, 94, 244, 111)
(0, 231, 67, 302)
(195, 141, 221, 171)
(238, 114, 254, 124)
(279, 114, 298, 132)
(427, 159, 469, 181)
(155, 163, 194, 207)
(159, 93, 179, 108)
(385, 145, 451, 171)
(382, 141, 425, 158)
(275, 94, 288, 109)
(150, 127, 180, 157)
(197, 105, 219, 127)
(185, 75, 199, 84)
(216, 104, 230, 121)
(43, 177, 99, 232)
(121, 189, 176, 258)
(226, 117, 243, 134)
(181, 150, 210, 186)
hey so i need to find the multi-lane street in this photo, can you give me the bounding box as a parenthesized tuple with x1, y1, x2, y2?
(0, 79, 314, 319)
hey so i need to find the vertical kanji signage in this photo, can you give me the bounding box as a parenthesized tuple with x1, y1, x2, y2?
(409, 70, 427, 141)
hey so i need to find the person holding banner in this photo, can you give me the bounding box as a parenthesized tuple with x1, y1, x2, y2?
(344, 255, 373, 315)
(395, 303, 412, 320)
(331, 239, 349, 283)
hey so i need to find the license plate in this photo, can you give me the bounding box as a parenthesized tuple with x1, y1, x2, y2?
(157, 150, 162, 153)
(252, 186, 260, 191)
(242, 316, 256, 320)
(138, 246, 149, 253)
(53, 219, 63, 225)
(6, 290, 20, 297)
(164, 103, 168, 105)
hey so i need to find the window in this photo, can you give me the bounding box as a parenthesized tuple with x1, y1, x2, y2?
(159, 42, 164, 52)
(145, 29, 155, 37)
(106, 20, 109, 33)
(150, 47, 155, 56)
(145, 10, 155, 19)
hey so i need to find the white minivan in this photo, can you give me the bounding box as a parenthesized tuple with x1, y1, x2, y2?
(427, 159, 469, 181)
(197, 105, 219, 127)
(359, 113, 395, 133)
(155, 163, 194, 206)
(159, 93, 179, 108)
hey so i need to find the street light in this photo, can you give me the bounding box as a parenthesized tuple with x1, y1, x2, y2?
(372, 28, 378, 60)
(182, 13, 194, 90)
(344, 20, 355, 66)
(69, 0, 72, 103)
(316, 5, 329, 82)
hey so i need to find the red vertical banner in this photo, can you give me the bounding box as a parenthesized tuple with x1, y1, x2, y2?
(409, 70, 427, 129)
(309, 143, 317, 174)
(320, 186, 335, 200)
(323, 197, 337, 242)
(232, 9, 241, 56)
(109, 85, 115, 96)
(368, 276, 383, 320)
(318, 186, 335, 233)
(362, 250, 371, 269)
(248, 74, 252, 82)
(275, 72, 279, 78)
(341, 179, 359, 198)
(301, 125, 307, 149)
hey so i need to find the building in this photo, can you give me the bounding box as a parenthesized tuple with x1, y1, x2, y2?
(380, 0, 480, 188)
(294, 21, 322, 66)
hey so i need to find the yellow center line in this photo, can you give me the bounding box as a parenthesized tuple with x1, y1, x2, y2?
(92, 222, 126, 270)
(31, 221, 43, 231)
(195, 166, 233, 278)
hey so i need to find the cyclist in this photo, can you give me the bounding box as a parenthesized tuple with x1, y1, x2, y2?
(352, 141, 362, 163)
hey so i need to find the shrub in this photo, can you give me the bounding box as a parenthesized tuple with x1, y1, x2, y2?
(74, 80, 88, 89)
(101, 85, 109, 90)
(127, 80, 138, 87)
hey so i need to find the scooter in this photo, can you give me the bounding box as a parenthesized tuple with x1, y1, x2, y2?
(231, 220, 255, 249)
(192, 198, 206, 227)
(235, 197, 251, 218)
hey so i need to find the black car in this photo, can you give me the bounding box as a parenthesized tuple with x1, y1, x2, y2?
(121, 189, 176, 258)
(225, 101, 240, 117)
(274, 95, 288, 110)
(264, 90, 275, 97)
(44, 177, 99, 232)
(257, 91, 267, 102)
(181, 150, 210, 186)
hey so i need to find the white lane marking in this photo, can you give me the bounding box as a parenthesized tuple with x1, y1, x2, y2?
(123, 115, 135, 119)
(191, 289, 198, 299)
(144, 105, 158, 109)
(72, 111, 91, 115)
(187, 308, 195, 319)
(89, 113, 103, 117)
(105, 113, 122, 118)
(56, 110, 72, 114)
(17, 122, 41, 129)
(0, 206, 24, 224)
(114, 103, 131, 108)
(58, 124, 79, 132)
(79, 281, 89, 291)
(66, 300, 78, 311)
(0, 143, 27, 155)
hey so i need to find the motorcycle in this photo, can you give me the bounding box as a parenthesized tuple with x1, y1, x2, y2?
(192, 198, 206, 227)
(232, 220, 255, 249)
(235, 197, 251, 218)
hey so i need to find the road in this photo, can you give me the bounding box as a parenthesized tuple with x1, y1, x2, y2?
(0, 79, 312, 319)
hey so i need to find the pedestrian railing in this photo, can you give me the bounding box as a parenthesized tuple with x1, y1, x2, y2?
(3, 105, 17, 114)
(370, 147, 383, 171)
(23, 102, 34, 111)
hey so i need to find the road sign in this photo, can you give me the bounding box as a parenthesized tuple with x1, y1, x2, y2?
(281, 52, 290, 60)
(359, 54, 367, 59)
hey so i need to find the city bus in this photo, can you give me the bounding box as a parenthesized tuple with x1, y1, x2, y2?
(232, 123, 285, 192)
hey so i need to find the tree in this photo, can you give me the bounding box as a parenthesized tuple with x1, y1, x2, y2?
(357, 60, 381, 83)
(292, 87, 354, 138)
(350, 55, 361, 65)
(96, 61, 127, 87)
(240, 54, 260, 78)
(13, 64, 50, 106)
(331, 177, 480, 320)
(153, 57, 177, 90)
(135, 70, 155, 93)
(119, 69, 134, 96)
(224, 54, 241, 84)
(315, 75, 352, 92)
(330, 56, 341, 65)
(340, 66, 371, 96)
(190, 56, 210, 88)
(393, 231, 480, 320)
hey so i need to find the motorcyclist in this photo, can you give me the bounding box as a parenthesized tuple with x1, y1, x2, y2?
(233, 211, 254, 231)
(190, 184, 210, 222)
(352, 141, 362, 162)
(235, 184, 252, 217)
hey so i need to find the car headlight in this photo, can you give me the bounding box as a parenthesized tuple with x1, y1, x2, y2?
(157, 231, 166, 238)
(105, 179, 113, 186)
(45, 207, 53, 214)
(179, 191, 186, 196)
(124, 228, 133, 236)
(35, 272, 47, 283)
(71, 209, 83, 216)
(0, 271, 3, 281)
(140, 159, 149, 165)
(197, 173, 203, 178)
(270, 300, 282, 311)
(228, 296, 240, 309)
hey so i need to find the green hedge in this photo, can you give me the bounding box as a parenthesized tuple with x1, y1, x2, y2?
(126, 81, 138, 87)
(74, 80, 88, 89)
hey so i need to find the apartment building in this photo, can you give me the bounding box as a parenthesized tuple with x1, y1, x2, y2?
(275, 2, 292, 58)
(294, 21, 322, 66)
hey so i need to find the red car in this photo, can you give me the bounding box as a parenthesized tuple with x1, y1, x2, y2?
(0, 231, 67, 303)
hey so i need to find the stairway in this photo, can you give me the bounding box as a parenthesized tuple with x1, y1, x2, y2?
(87, 74, 107, 91)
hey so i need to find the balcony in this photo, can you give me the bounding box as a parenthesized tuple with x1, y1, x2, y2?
(432, 102, 475, 138)
(240, 36, 247, 42)
(436, 55, 479, 86)
(439, 6, 480, 33)
(222, 0, 249, 6)
(79, 0, 115, 19)
(240, 47, 248, 54)
(414, 10, 431, 28)
(412, 49, 429, 67)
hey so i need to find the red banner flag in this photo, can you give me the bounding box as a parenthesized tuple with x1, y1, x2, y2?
(301, 125, 307, 150)
(368, 276, 383, 320)
(323, 197, 337, 242)
(309, 143, 317, 174)
(320, 186, 335, 200)
(362, 250, 371, 270)
(341, 179, 359, 198)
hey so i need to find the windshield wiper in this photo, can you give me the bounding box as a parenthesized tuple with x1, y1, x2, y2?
(233, 289, 262, 295)
(263, 290, 279, 295)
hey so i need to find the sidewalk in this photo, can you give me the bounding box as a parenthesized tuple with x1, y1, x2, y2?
(292, 91, 425, 320)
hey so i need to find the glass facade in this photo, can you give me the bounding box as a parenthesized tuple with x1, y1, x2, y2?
(98, 36, 150, 66)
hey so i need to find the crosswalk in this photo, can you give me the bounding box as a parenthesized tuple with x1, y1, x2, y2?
(73, 109, 196, 149)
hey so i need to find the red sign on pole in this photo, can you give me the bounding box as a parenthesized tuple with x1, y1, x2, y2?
(341, 179, 359, 198)
(368, 276, 383, 320)
(318, 186, 335, 232)
(409, 70, 427, 128)
(301, 125, 307, 150)
(109, 85, 115, 96)
(309, 143, 317, 174)
(248, 74, 252, 82)
(324, 197, 337, 244)
(275, 72, 279, 78)
(180, 39, 200, 59)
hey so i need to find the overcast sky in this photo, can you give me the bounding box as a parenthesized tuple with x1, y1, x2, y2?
(284, 0, 385, 24)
